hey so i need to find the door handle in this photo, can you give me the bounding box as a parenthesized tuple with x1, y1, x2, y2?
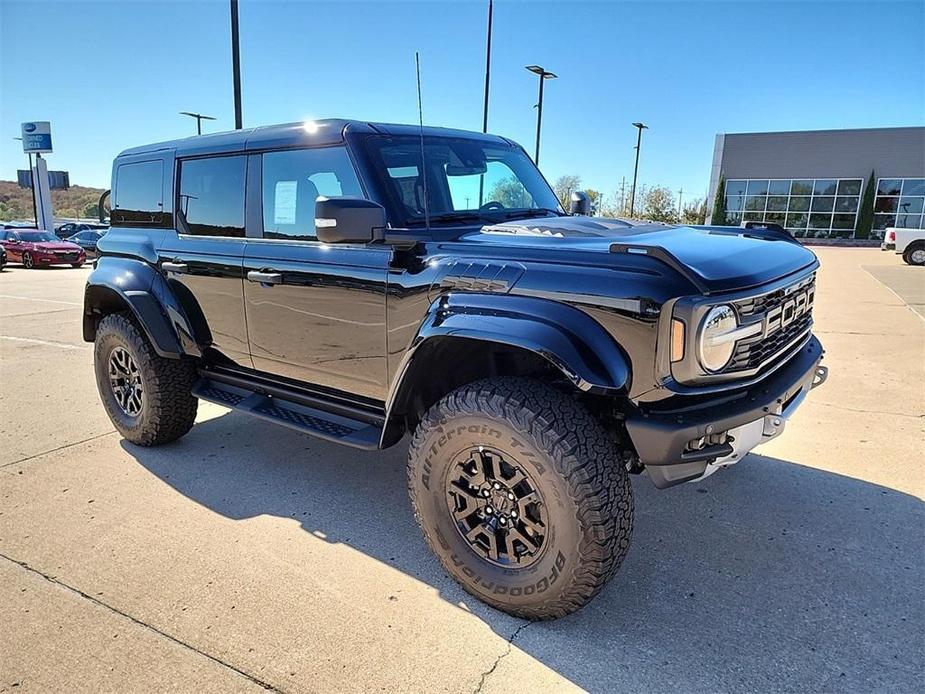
(162, 261, 188, 274)
(247, 270, 283, 284)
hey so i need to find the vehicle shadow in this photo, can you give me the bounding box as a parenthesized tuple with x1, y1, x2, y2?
(123, 411, 924, 692)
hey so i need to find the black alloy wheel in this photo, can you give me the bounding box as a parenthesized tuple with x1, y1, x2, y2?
(446, 446, 548, 567)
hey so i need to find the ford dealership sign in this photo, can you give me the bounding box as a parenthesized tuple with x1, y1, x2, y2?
(21, 121, 53, 153)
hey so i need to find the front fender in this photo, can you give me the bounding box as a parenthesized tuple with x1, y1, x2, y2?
(381, 292, 631, 446)
(83, 257, 202, 359)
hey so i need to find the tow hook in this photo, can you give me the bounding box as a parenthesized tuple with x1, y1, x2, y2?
(811, 365, 829, 390)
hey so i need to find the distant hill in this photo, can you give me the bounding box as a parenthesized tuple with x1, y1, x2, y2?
(0, 180, 108, 222)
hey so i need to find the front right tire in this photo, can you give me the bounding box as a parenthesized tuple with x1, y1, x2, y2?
(93, 313, 198, 446)
(407, 377, 633, 619)
(22, 252, 34, 269)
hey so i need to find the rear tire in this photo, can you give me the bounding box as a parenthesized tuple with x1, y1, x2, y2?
(902, 243, 925, 266)
(93, 313, 198, 446)
(407, 377, 633, 619)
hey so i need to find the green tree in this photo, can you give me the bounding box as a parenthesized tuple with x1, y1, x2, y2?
(681, 198, 707, 225)
(553, 175, 582, 209)
(585, 189, 602, 214)
(855, 170, 876, 239)
(640, 185, 679, 223)
(710, 175, 727, 225)
(487, 177, 530, 209)
(83, 202, 100, 219)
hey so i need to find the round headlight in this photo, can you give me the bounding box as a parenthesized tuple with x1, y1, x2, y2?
(698, 304, 737, 373)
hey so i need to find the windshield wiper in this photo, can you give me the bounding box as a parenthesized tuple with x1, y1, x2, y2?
(503, 208, 564, 219)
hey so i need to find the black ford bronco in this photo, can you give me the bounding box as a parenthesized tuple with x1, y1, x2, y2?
(85, 120, 826, 619)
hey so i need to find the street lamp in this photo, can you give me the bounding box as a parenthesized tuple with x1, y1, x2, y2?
(629, 122, 648, 217)
(525, 65, 557, 165)
(180, 112, 217, 136)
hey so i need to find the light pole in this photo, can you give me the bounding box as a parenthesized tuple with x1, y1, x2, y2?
(629, 122, 648, 217)
(179, 112, 216, 135)
(13, 137, 38, 223)
(482, 0, 493, 133)
(230, 0, 243, 129)
(525, 65, 556, 165)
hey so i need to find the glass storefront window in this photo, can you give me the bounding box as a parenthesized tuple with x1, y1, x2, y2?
(724, 177, 862, 236)
(814, 180, 837, 195)
(725, 195, 744, 211)
(877, 179, 903, 196)
(725, 180, 747, 196)
(767, 196, 789, 211)
(902, 179, 925, 196)
(746, 180, 770, 195)
(872, 178, 925, 238)
(790, 180, 814, 195)
(837, 180, 862, 196)
(745, 195, 767, 211)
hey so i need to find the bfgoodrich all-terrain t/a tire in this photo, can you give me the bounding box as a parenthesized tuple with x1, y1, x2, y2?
(407, 377, 634, 619)
(93, 313, 198, 446)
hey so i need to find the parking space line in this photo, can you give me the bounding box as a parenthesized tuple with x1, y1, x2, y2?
(0, 294, 82, 306)
(0, 335, 90, 350)
(0, 431, 117, 470)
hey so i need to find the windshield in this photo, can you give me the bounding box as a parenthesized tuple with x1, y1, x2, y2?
(362, 135, 563, 227)
(19, 231, 58, 242)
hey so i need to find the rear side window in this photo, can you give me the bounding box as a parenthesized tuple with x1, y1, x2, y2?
(113, 160, 164, 226)
(261, 147, 363, 241)
(177, 156, 246, 237)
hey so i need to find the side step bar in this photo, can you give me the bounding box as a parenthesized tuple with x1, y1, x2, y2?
(192, 375, 383, 450)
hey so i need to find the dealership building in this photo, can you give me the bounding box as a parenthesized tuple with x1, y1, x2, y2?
(706, 126, 925, 238)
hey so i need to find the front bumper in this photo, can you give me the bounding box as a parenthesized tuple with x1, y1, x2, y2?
(626, 335, 826, 489)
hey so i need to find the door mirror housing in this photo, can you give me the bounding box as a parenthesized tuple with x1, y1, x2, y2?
(569, 191, 591, 216)
(315, 196, 387, 244)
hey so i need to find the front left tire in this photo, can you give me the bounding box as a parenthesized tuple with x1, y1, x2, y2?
(93, 313, 198, 446)
(22, 252, 35, 269)
(407, 377, 634, 619)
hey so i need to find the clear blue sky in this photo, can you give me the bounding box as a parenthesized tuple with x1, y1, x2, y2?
(2, 0, 923, 204)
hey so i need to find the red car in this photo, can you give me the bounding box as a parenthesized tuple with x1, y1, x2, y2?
(0, 229, 86, 268)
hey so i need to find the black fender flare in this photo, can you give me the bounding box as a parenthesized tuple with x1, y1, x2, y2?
(83, 257, 203, 359)
(381, 292, 631, 446)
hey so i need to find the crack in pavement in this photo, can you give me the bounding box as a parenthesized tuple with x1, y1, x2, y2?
(813, 401, 925, 419)
(0, 431, 118, 470)
(473, 621, 532, 693)
(0, 552, 283, 693)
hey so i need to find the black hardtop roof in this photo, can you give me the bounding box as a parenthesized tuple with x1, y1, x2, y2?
(117, 119, 513, 158)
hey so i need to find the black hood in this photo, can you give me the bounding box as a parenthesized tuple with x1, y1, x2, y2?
(472, 216, 818, 294)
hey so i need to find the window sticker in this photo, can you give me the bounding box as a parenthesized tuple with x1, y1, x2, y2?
(274, 180, 298, 225)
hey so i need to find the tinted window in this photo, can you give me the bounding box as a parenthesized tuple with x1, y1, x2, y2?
(113, 160, 163, 225)
(261, 147, 363, 241)
(177, 156, 246, 237)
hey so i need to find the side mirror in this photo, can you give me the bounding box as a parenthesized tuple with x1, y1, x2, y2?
(314, 197, 387, 244)
(569, 191, 591, 216)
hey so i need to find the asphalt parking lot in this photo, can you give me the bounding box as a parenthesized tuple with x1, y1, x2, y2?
(1, 248, 922, 693)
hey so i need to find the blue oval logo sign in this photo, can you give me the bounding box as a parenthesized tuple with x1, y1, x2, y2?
(24, 123, 36, 133)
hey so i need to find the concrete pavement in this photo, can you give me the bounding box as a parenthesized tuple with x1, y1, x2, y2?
(0, 249, 922, 693)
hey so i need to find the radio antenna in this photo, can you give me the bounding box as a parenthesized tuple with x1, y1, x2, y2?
(415, 51, 430, 230)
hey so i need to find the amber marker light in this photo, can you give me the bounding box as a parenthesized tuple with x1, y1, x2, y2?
(671, 319, 686, 362)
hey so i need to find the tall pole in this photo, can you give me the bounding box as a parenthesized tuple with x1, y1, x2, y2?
(525, 65, 556, 166)
(481, 0, 493, 133)
(535, 75, 545, 164)
(629, 122, 648, 217)
(27, 152, 38, 224)
(678, 188, 683, 216)
(230, 0, 243, 129)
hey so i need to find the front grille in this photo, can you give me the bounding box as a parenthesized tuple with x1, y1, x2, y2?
(726, 273, 816, 373)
